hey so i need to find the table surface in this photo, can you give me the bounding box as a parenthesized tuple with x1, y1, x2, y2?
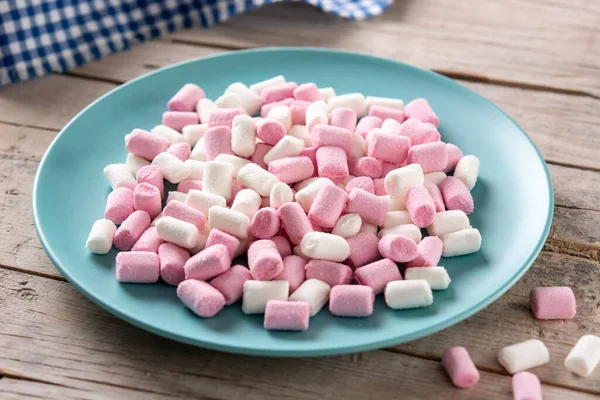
(1, 1, 599, 398)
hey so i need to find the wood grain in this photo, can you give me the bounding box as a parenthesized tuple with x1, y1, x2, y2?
(1, 269, 597, 400)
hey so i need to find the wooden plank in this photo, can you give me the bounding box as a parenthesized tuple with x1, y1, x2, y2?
(0, 269, 596, 400)
(550, 163, 600, 210)
(545, 207, 600, 260)
(169, 1, 600, 97)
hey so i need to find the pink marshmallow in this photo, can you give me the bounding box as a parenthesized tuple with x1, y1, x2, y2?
(133, 182, 161, 219)
(167, 142, 191, 161)
(177, 179, 203, 193)
(261, 82, 298, 104)
(274, 255, 307, 293)
(311, 124, 352, 155)
(442, 347, 480, 389)
(512, 372, 542, 400)
(184, 244, 231, 281)
(305, 260, 353, 287)
(126, 129, 168, 160)
(136, 165, 164, 199)
(256, 119, 286, 145)
(373, 178, 386, 196)
(203, 126, 233, 160)
(308, 184, 349, 228)
(104, 187, 134, 225)
(250, 207, 280, 239)
(206, 229, 240, 259)
(247, 239, 284, 281)
(381, 162, 401, 177)
(316, 146, 349, 183)
(443, 143, 464, 173)
(406, 236, 443, 268)
(368, 131, 411, 164)
(404, 98, 439, 127)
(208, 108, 245, 128)
(405, 185, 436, 227)
(329, 285, 374, 317)
(407, 141, 448, 173)
(398, 118, 440, 145)
(272, 235, 292, 257)
(530, 287, 576, 320)
(158, 242, 190, 286)
(290, 101, 310, 125)
(355, 116, 382, 138)
(368, 105, 405, 123)
(251, 142, 273, 169)
(162, 111, 199, 132)
(355, 258, 402, 294)
(177, 279, 225, 318)
(440, 176, 474, 215)
(116, 251, 160, 283)
(299, 147, 318, 175)
(346, 231, 381, 269)
(330, 108, 357, 132)
(264, 300, 310, 331)
(163, 200, 206, 229)
(278, 202, 313, 245)
(113, 210, 151, 251)
(346, 188, 387, 226)
(168, 83, 206, 112)
(348, 156, 383, 179)
(268, 155, 314, 184)
(378, 234, 419, 262)
(424, 181, 445, 212)
(131, 226, 164, 253)
(261, 98, 294, 118)
(293, 82, 320, 102)
(345, 176, 375, 195)
(209, 265, 252, 305)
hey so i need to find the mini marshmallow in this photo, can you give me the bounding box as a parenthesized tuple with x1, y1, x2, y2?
(300, 232, 350, 262)
(355, 258, 402, 295)
(156, 216, 200, 249)
(316, 146, 349, 182)
(274, 255, 306, 293)
(163, 111, 199, 132)
(349, 132, 367, 160)
(152, 125, 185, 145)
(404, 98, 439, 126)
(355, 116, 383, 137)
(405, 266, 451, 290)
(305, 260, 353, 287)
(327, 93, 367, 117)
(158, 242, 190, 286)
(228, 189, 261, 219)
(185, 189, 226, 215)
(406, 236, 443, 268)
(329, 285, 374, 317)
(498, 339, 550, 374)
(163, 200, 206, 230)
(204, 126, 234, 160)
(189, 137, 206, 161)
(215, 93, 242, 109)
(295, 178, 333, 209)
(131, 226, 164, 253)
(213, 154, 251, 176)
(261, 82, 298, 104)
(311, 124, 352, 155)
(290, 100, 310, 126)
(126, 129, 168, 160)
(114, 210, 151, 251)
(205, 228, 240, 260)
(530, 287, 576, 320)
(381, 162, 401, 177)
(264, 300, 310, 331)
(424, 181, 445, 212)
(443, 143, 464, 173)
(182, 124, 207, 147)
(86, 219, 117, 254)
(242, 280, 289, 314)
(378, 224, 422, 243)
(177, 279, 225, 318)
(278, 202, 314, 245)
(261, 98, 294, 117)
(385, 164, 424, 200)
(208, 108, 245, 129)
(208, 206, 250, 239)
(366, 96, 404, 111)
(564, 335, 600, 377)
(196, 98, 217, 123)
(454, 155, 480, 190)
(318, 87, 336, 101)
(346, 176, 375, 195)
(237, 163, 280, 197)
(250, 142, 273, 169)
(383, 211, 412, 229)
(288, 125, 312, 146)
(263, 136, 305, 165)
(426, 210, 471, 237)
(168, 83, 205, 112)
(152, 152, 190, 183)
(331, 213, 362, 238)
(104, 164, 136, 190)
(346, 231, 380, 269)
(346, 188, 387, 226)
(125, 153, 151, 175)
(250, 207, 280, 239)
(441, 228, 482, 257)
(398, 118, 440, 145)
(256, 118, 286, 145)
(387, 196, 407, 212)
(378, 234, 419, 263)
(270, 182, 294, 209)
(167, 191, 188, 205)
(248, 239, 284, 281)
(424, 171, 447, 185)
(293, 244, 310, 261)
(359, 221, 379, 235)
(442, 347, 480, 389)
(294, 82, 320, 102)
(405, 185, 436, 228)
(268, 155, 314, 184)
(305, 100, 329, 132)
(137, 165, 164, 199)
(512, 372, 542, 400)
(348, 157, 383, 179)
(189, 225, 210, 255)
(272, 235, 292, 257)
(209, 265, 253, 305)
(178, 179, 202, 194)
(407, 142, 448, 173)
(115, 251, 160, 283)
(289, 279, 331, 316)
(368, 105, 405, 124)
(373, 178, 386, 196)
(380, 118, 402, 135)
(133, 183, 162, 219)
(308, 185, 348, 228)
(250, 75, 286, 95)
(330, 107, 357, 132)
(230, 114, 256, 158)
(201, 161, 233, 200)
(267, 105, 293, 132)
(385, 280, 433, 310)
(184, 243, 231, 281)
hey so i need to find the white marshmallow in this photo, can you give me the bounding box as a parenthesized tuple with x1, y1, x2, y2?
(249, 75, 286, 96)
(166, 191, 188, 205)
(181, 124, 207, 147)
(125, 153, 150, 175)
(215, 93, 242, 109)
(426, 210, 471, 237)
(350, 132, 367, 160)
(237, 163, 279, 197)
(289, 279, 331, 316)
(385, 163, 424, 200)
(328, 93, 367, 117)
(288, 125, 312, 146)
(366, 96, 404, 111)
(184, 159, 204, 180)
(331, 213, 362, 238)
(186, 190, 226, 215)
(231, 189, 261, 219)
(498, 339, 550, 374)
(231, 114, 256, 158)
(378, 224, 422, 243)
(208, 206, 250, 239)
(305, 100, 328, 132)
(270, 182, 294, 209)
(564, 335, 600, 377)
(86, 219, 117, 254)
(294, 177, 335, 212)
(387, 196, 407, 211)
(383, 211, 412, 229)
(300, 232, 350, 262)
(263, 136, 305, 165)
(405, 266, 451, 290)
(267, 105, 292, 132)
(294, 177, 319, 192)
(190, 225, 211, 255)
(454, 155, 480, 190)
(242, 280, 289, 314)
(318, 87, 336, 102)
(103, 163, 136, 190)
(196, 98, 217, 123)
(189, 137, 206, 161)
(441, 228, 481, 257)
(202, 161, 233, 200)
(151, 125, 185, 144)
(151, 211, 163, 227)
(359, 221, 379, 235)
(424, 171, 447, 185)
(225, 82, 262, 115)
(385, 280, 433, 310)
(214, 154, 251, 176)
(156, 216, 200, 249)
(380, 119, 402, 135)
(152, 152, 190, 183)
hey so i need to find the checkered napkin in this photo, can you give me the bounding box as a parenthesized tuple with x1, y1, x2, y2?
(0, 0, 393, 86)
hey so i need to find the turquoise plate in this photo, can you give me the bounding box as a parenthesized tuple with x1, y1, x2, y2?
(33, 48, 553, 356)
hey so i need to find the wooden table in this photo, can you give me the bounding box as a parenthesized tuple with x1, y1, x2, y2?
(1, 1, 599, 398)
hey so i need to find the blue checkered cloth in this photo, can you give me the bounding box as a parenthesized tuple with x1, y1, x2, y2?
(0, 0, 392, 86)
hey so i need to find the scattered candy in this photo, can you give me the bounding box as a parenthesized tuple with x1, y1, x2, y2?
(498, 339, 550, 374)
(564, 335, 600, 377)
(442, 346, 480, 388)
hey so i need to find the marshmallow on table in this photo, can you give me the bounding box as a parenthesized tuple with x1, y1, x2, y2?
(404, 98, 439, 126)
(294, 82, 320, 102)
(424, 181, 445, 212)
(288, 124, 311, 146)
(208, 108, 245, 129)
(355, 258, 402, 295)
(230, 189, 261, 219)
(378, 234, 418, 263)
(378, 224, 422, 243)
(237, 163, 280, 197)
(405, 266, 451, 290)
(209, 265, 253, 305)
(268, 156, 314, 184)
(115, 251, 160, 283)
(440, 176, 474, 215)
(163, 111, 199, 132)
(126, 153, 151, 175)
(248, 240, 284, 281)
(300, 232, 350, 262)
(277, 202, 313, 245)
(289, 278, 331, 316)
(330, 107, 357, 132)
(329, 285, 374, 317)
(346, 188, 387, 226)
(512, 372, 542, 400)
(152, 152, 190, 184)
(383, 211, 412, 229)
(327, 93, 367, 117)
(152, 125, 185, 145)
(385, 163, 424, 201)
(136, 165, 164, 199)
(306, 100, 329, 132)
(250, 75, 286, 95)
(442, 347, 480, 389)
(564, 335, 600, 377)
(384, 280, 433, 310)
(168, 83, 205, 112)
(308, 185, 348, 228)
(126, 129, 168, 160)
(184, 243, 231, 281)
(86, 219, 117, 254)
(454, 155, 480, 190)
(331, 213, 362, 238)
(294, 177, 335, 212)
(318, 87, 336, 102)
(242, 280, 289, 314)
(182, 124, 207, 147)
(367, 130, 410, 164)
(443, 143, 464, 173)
(272, 235, 292, 257)
(305, 260, 353, 287)
(256, 119, 286, 145)
(133, 183, 162, 219)
(104, 164, 136, 190)
(424, 171, 447, 185)
(267, 105, 293, 132)
(405, 185, 436, 228)
(185, 189, 226, 215)
(203, 126, 233, 161)
(441, 228, 482, 257)
(158, 242, 190, 286)
(368, 105, 405, 124)
(261, 82, 298, 104)
(264, 300, 310, 331)
(177, 279, 225, 318)
(529, 286, 576, 320)
(426, 210, 470, 237)
(348, 157, 383, 179)
(131, 226, 164, 253)
(196, 98, 217, 124)
(406, 236, 443, 268)
(264, 136, 305, 165)
(208, 206, 250, 239)
(274, 255, 306, 293)
(114, 210, 151, 251)
(346, 231, 380, 269)
(184, 160, 204, 181)
(407, 142, 448, 174)
(498, 339, 550, 374)
(355, 116, 382, 138)
(156, 216, 200, 249)
(205, 228, 240, 259)
(270, 182, 294, 209)
(250, 207, 280, 239)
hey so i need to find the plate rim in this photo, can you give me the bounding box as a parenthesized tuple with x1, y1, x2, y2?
(32, 47, 554, 357)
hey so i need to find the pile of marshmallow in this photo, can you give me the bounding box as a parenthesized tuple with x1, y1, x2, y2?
(87, 75, 483, 331)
